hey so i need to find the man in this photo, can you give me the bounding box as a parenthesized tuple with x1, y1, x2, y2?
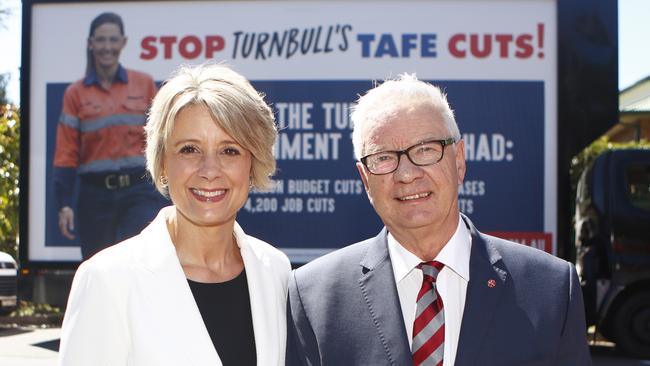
(286, 75, 591, 365)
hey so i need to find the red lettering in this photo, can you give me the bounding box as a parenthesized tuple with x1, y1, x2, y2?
(448, 34, 466, 58)
(447, 32, 538, 59)
(139, 35, 226, 60)
(205, 35, 225, 58)
(140, 36, 157, 60)
(537, 23, 545, 58)
(179, 35, 202, 59)
(469, 34, 491, 58)
(159, 36, 178, 59)
(515, 34, 534, 58)
(494, 34, 513, 58)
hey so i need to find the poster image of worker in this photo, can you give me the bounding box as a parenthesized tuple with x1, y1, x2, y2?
(52, 12, 167, 260)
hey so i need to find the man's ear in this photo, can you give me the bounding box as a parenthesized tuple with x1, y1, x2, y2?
(455, 139, 466, 185)
(356, 161, 370, 193)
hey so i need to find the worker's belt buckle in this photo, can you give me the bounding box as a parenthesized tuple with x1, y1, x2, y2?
(104, 174, 131, 190)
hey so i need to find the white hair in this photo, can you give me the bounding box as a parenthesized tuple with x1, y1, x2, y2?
(350, 73, 460, 160)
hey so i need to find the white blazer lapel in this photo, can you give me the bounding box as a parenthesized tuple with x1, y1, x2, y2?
(134, 207, 223, 366)
(235, 222, 286, 366)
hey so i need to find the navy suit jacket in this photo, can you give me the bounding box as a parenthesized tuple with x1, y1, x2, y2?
(286, 216, 591, 365)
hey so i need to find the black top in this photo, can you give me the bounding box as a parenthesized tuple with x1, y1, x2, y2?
(188, 270, 256, 366)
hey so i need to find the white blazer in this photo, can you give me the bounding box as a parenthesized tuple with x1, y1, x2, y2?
(58, 207, 291, 366)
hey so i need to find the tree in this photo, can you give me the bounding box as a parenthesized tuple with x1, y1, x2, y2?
(0, 4, 19, 258)
(570, 136, 650, 193)
(0, 73, 9, 105)
(1, 0, 13, 103)
(0, 102, 19, 258)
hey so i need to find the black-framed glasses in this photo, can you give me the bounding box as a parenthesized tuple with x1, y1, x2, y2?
(360, 138, 456, 175)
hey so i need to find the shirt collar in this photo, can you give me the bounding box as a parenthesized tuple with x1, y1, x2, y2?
(84, 64, 128, 86)
(388, 215, 472, 284)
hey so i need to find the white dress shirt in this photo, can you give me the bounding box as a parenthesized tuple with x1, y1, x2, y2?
(388, 216, 472, 366)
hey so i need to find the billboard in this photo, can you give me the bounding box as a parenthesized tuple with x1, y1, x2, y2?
(23, 0, 558, 264)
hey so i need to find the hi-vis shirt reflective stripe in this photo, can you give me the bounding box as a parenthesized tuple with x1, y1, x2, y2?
(53, 69, 157, 174)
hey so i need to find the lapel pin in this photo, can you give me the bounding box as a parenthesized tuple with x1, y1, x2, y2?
(487, 279, 496, 288)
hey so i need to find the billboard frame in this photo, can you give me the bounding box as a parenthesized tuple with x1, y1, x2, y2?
(18, 0, 618, 268)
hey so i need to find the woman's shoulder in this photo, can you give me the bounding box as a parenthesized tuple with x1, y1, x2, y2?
(124, 68, 155, 83)
(63, 77, 91, 95)
(77, 235, 141, 276)
(246, 235, 291, 268)
(236, 224, 290, 273)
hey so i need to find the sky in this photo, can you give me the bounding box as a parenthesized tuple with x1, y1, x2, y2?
(0, 0, 648, 105)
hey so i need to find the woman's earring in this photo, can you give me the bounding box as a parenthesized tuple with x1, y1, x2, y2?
(160, 175, 169, 187)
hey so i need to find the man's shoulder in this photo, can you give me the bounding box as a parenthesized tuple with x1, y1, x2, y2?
(480, 233, 572, 284)
(463, 214, 569, 273)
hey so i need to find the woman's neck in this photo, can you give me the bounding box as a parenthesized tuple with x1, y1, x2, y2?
(166, 209, 244, 283)
(94, 64, 119, 89)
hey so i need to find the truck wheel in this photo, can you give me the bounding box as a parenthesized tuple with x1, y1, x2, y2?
(612, 291, 650, 358)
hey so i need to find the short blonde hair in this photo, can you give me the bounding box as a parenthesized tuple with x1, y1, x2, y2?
(351, 73, 459, 160)
(145, 63, 277, 196)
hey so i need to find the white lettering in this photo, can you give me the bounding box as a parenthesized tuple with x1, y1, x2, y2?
(322, 102, 354, 130)
(334, 179, 364, 194)
(462, 133, 514, 163)
(275, 102, 314, 130)
(458, 180, 485, 196)
(287, 180, 330, 195)
(307, 197, 335, 213)
(275, 132, 342, 160)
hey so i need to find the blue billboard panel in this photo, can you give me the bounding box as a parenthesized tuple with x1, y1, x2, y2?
(45, 80, 543, 259)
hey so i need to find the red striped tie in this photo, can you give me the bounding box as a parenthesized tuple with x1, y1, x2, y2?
(412, 261, 445, 366)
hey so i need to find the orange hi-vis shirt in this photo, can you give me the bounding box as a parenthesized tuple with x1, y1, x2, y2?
(53, 67, 156, 174)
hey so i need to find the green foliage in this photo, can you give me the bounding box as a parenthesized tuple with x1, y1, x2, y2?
(570, 136, 650, 193)
(11, 300, 61, 317)
(0, 103, 19, 259)
(3, 301, 64, 327)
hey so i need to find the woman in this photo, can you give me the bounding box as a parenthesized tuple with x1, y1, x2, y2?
(53, 12, 166, 259)
(58, 63, 291, 366)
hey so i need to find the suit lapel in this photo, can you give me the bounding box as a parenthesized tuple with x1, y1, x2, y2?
(235, 223, 284, 365)
(135, 207, 222, 366)
(454, 216, 507, 366)
(358, 229, 413, 366)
